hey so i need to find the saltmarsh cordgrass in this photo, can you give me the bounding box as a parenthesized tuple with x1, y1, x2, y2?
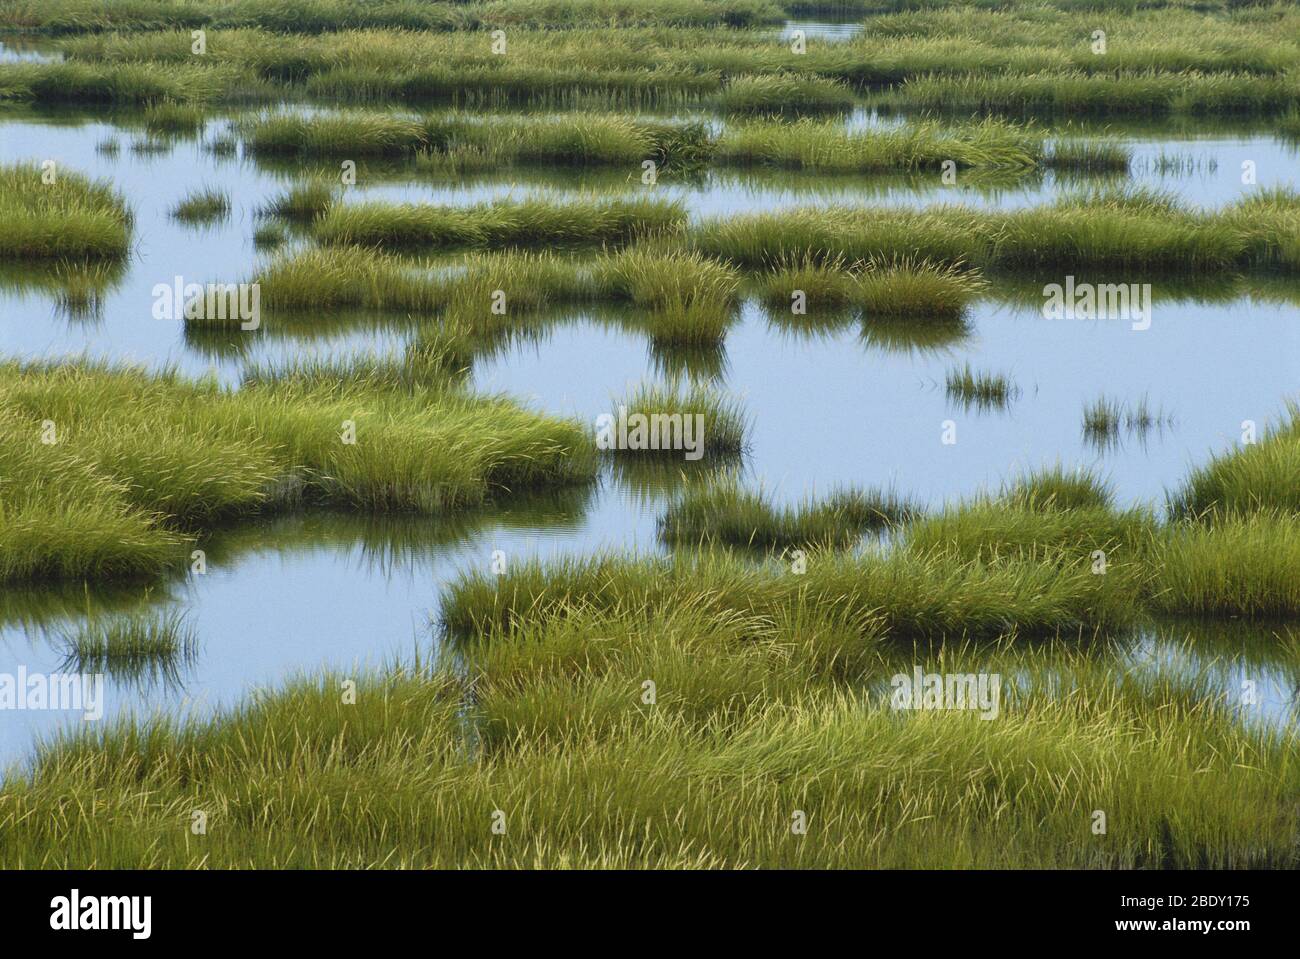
(59, 608, 197, 674)
(0, 358, 596, 585)
(5, 640, 1296, 867)
(715, 116, 1039, 172)
(693, 189, 1265, 275)
(441, 546, 1139, 644)
(169, 186, 230, 224)
(258, 180, 339, 221)
(1168, 405, 1300, 518)
(1152, 513, 1300, 618)
(1044, 137, 1131, 173)
(594, 247, 740, 346)
(312, 195, 687, 250)
(140, 100, 206, 135)
(255, 246, 442, 311)
(238, 110, 1126, 178)
(660, 477, 913, 550)
(944, 363, 1018, 410)
(0, 162, 132, 261)
(605, 382, 748, 460)
(251, 221, 287, 249)
(896, 70, 1299, 118)
(0, 0, 783, 35)
(904, 498, 1156, 569)
(1082, 393, 1172, 449)
(242, 110, 427, 156)
(0, 60, 240, 104)
(1001, 465, 1115, 512)
(856, 257, 987, 319)
(717, 73, 855, 116)
(755, 253, 858, 313)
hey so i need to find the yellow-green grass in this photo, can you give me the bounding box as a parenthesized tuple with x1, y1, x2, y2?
(0, 0, 783, 35)
(1152, 513, 1300, 618)
(238, 109, 1132, 178)
(896, 69, 1299, 118)
(904, 499, 1157, 569)
(716, 116, 1042, 172)
(3, 636, 1294, 867)
(312, 196, 686, 251)
(1168, 406, 1300, 518)
(0, 162, 132, 261)
(0, 359, 597, 585)
(59, 608, 197, 673)
(604, 382, 748, 459)
(660, 477, 914, 550)
(259, 180, 338, 222)
(944, 363, 1018, 410)
(253, 245, 740, 333)
(169, 185, 230, 224)
(693, 188, 1281, 274)
(717, 73, 856, 116)
(593, 247, 740, 347)
(1001, 465, 1116, 512)
(442, 546, 1140, 644)
(856, 257, 986, 319)
(0, 59, 240, 104)
(23, 8, 1296, 112)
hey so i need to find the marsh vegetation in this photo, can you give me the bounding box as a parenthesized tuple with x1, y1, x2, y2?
(0, 0, 1297, 871)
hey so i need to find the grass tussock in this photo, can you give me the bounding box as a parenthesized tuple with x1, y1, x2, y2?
(60, 608, 197, 672)
(0, 162, 132, 261)
(1169, 406, 1300, 518)
(259, 180, 338, 221)
(313, 196, 686, 251)
(945, 363, 1018, 410)
(604, 382, 747, 460)
(660, 477, 914, 550)
(170, 185, 230, 224)
(0, 359, 596, 586)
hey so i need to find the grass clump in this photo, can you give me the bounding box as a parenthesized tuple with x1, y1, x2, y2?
(243, 111, 427, 156)
(0, 358, 596, 586)
(593, 247, 740, 348)
(1045, 137, 1131, 173)
(603, 382, 747, 460)
(1001, 465, 1115, 512)
(0, 162, 132, 261)
(170, 186, 230, 224)
(718, 73, 855, 117)
(313, 196, 686, 251)
(255, 246, 441, 311)
(140, 100, 206, 135)
(944, 363, 1018, 410)
(904, 499, 1155, 570)
(4, 639, 1295, 867)
(442, 545, 1138, 644)
(660, 477, 913, 550)
(1168, 407, 1300, 518)
(60, 608, 197, 672)
(1152, 513, 1300, 618)
(259, 180, 338, 221)
(1082, 394, 1173, 449)
(755, 254, 859, 314)
(856, 257, 986, 319)
(716, 117, 1040, 173)
(252, 221, 287, 250)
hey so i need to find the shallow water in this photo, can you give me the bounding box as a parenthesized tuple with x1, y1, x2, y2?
(1, 105, 1298, 766)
